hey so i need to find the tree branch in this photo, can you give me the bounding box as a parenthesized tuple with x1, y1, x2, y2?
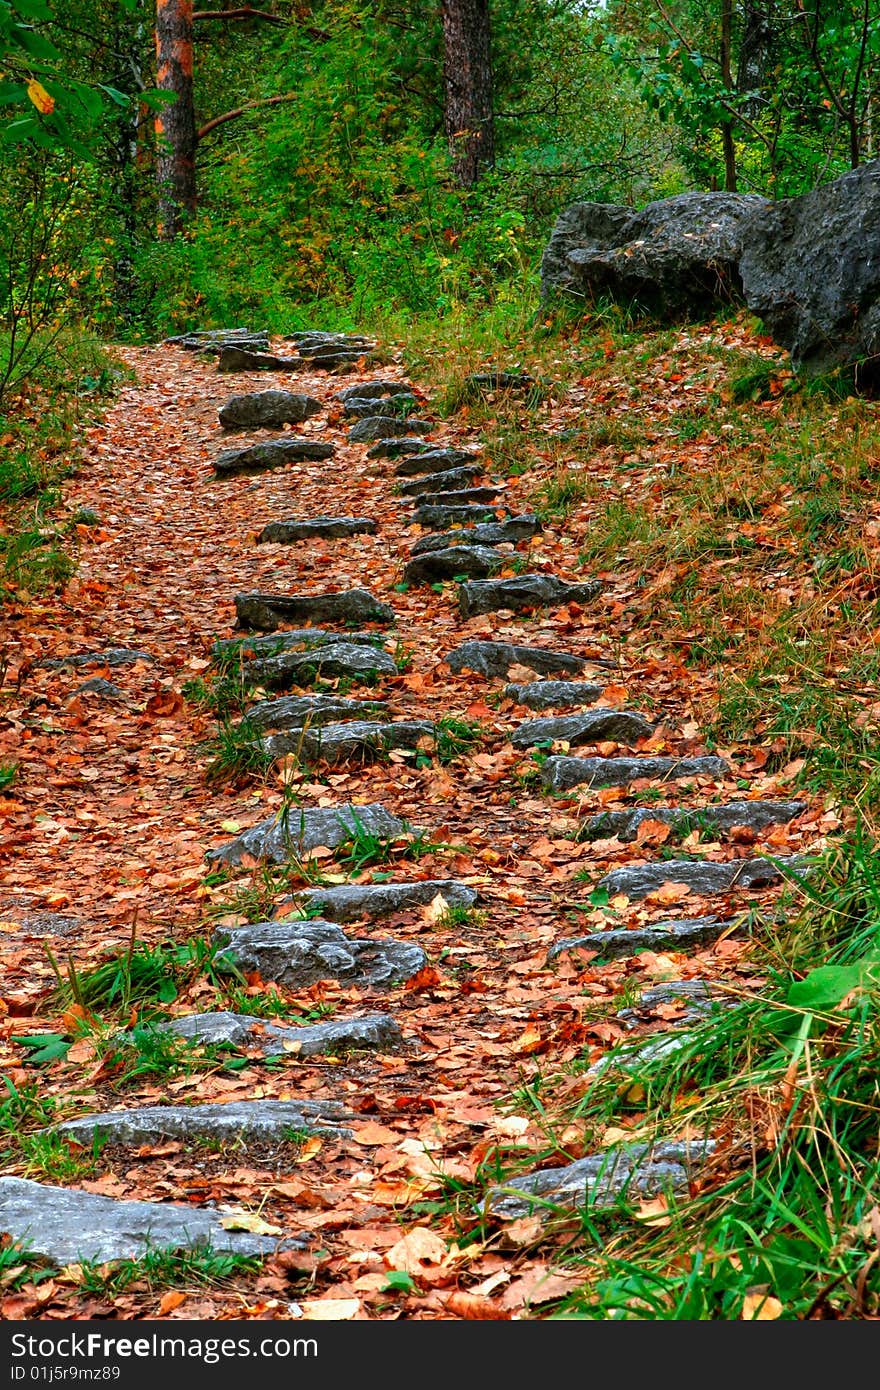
(196, 91, 297, 141)
(193, 7, 285, 22)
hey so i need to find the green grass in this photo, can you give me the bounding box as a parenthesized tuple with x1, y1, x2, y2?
(434, 716, 484, 764)
(48, 932, 238, 1020)
(76, 1246, 264, 1296)
(533, 466, 594, 520)
(0, 761, 17, 791)
(200, 717, 273, 787)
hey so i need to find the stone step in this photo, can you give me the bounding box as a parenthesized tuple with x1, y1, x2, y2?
(463, 370, 535, 398)
(547, 916, 731, 962)
(404, 545, 504, 585)
(306, 351, 378, 371)
(246, 641, 398, 690)
(162, 1010, 401, 1056)
(597, 854, 808, 901)
(343, 396, 418, 419)
(214, 437, 335, 476)
(486, 1139, 713, 1221)
(218, 390, 322, 429)
(168, 328, 269, 354)
(458, 574, 601, 619)
(617, 980, 732, 1029)
(336, 380, 413, 403)
(207, 803, 408, 868)
(366, 437, 432, 459)
(0, 1178, 307, 1267)
(256, 516, 377, 543)
(394, 449, 480, 477)
(414, 502, 510, 528)
(38, 646, 153, 670)
(218, 346, 305, 373)
(294, 333, 374, 353)
(399, 465, 483, 497)
(541, 754, 730, 792)
(446, 640, 587, 678)
(424, 486, 503, 508)
(349, 416, 433, 443)
(583, 799, 807, 842)
(264, 719, 435, 765)
(215, 629, 385, 661)
(234, 589, 395, 631)
(504, 680, 604, 709)
(245, 694, 389, 732)
(411, 516, 540, 554)
(57, 1099, 353, 1147)
(292, 879, 478, 922)
(214, 919, 426, 988)
(512, 709, 653, 749)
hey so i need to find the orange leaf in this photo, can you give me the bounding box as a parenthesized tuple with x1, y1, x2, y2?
(158, 1290, 187, 1315)
(446, 1291, 511, 1320)
(27, 79, 55, 115)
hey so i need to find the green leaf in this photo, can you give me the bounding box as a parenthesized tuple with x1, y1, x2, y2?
(12, 1033, 70, 1065)
(383, 1270, 416, 1292)
(786, 956, 880, 1011)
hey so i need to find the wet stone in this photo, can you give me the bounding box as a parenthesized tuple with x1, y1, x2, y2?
(161, 1010, 401, 1056)
(0, 1177, 306, 1266)
(411, 516, 540, 554)
(57, 1099, 352, 1147)
(504, 680, 604, 710)
(583, 799, 807, 843)
(597, 855, 809, 901)
(349, 416, 433, 443)
(541, 754, 730, 792)
(274, 719, 435, 765)
(395, 449, 480, 477)
(234, 588, 395, 632)
(459, 573, 601, 619)
(217, 347, 304, 373)
(404, 545, 503, 586)
(214, 437, 335, 477)
(446, 640, 587, 679)
(218, 390, 322, 429)
(512, 709, 653, 749)
(38, 646, 153, 670)
(293, 879, 478, 923)
(207, 803, 407, 868)
(246, 642, 398, 690)
(256, 516, 377, 544)
(245, 693, 388, 732)
(486, 1140, 713, 1221)
(398, 465, 483, 497)
(414, 503, 510, 529)
(336, 380, 413, 403)
(547, 916, 734, 962)
(214, 919, 426, 988)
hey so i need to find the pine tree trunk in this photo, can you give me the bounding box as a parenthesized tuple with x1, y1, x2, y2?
(155, 0, 197, 238)
(440, 0, 494, 188)
(719, 0, 737, 191)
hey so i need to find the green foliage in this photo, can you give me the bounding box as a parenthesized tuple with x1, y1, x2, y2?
(77, 1246, 263, 1295)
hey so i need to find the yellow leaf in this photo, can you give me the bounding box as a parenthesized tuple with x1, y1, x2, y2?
(220, 820, 241, 834)
(742, 1292, 783, 1320)
(299, 1298, 361, 1321)
(218, 1210, 282, 1236)
(296, 1135, 323, 1163)
(27, 79, 55, 115)
(385, 1226, 448, 1275)
(424, 892, 450, 923)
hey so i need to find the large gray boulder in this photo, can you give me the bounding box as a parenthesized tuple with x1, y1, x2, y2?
(234, 588, 395, 631)
(207, 802, 408, 867)
(738, 160, 880, 378)
(214, 919, 426, 987)
(542, 192, 767, 314)
(218, 391, 322, 429)
(57, 1099, 351, 1146)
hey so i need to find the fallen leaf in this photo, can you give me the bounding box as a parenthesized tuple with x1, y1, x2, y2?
(741, 1291, 783, 1320)
(385, 1226, 448, 1275)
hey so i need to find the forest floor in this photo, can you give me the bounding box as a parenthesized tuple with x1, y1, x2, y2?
(0, 313, 877, 1320)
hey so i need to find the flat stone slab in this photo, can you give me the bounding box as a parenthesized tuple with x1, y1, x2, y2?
(464, 371, 535, 397)
(366, 438, 432, 459)
(214, 437, 335, 476)
(293, 879, 478, 923)
(275, 719, 435, 765)
(414, 503, 510, 529)
(74, 677, 125, 699)
(218, 391, 322, 429)
(207, 803, 408, 867)
(349, 416, 433, 443)
(216, 629, 384, 661)
(245, 694, 388, 731)
(246, 642, 398, 690)
(541, 754, 730, 792)
(486, 1140, 713, 1221)
(234, 589, 395, 631)
(446, 640, 587, 678)
(548, 916, 731, 962)
(512, 709, 653, 749)
(57, 1100, 352, 1147)
(583, 799, 807, 843)
(399, 465, 483, 497)
(337, 380, 413, 402)
(214, 920, 426, 987)
(218, 346, 305, 373)
(0, 1177, 306, 1266)
(38, 646, 153, 670)
(395, 449, 479, 476)
(297, 334, 374, 356)
(411, 517, 540, 554)
(504, 680, 604, 709)
(168, 328, 269, 354)
(597, 855, 808, 901)
(343, 396, 417, 419)
(162, 1010, 401, 1056)
(426, 486, 503, 507)
(256, 516, 377, 543)
(404, 545, 503, 585)
(459, 574, 601, 618)
(618, 980, 729, 1029)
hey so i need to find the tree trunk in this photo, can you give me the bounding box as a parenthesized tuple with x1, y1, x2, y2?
(440, 0, 494, 188)
(155, 0, 197, 237)
(109, 2, 148, 312)
(719, 0, 737, 191)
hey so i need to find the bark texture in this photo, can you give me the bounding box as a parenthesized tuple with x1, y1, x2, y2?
(440, 0, 494, 187)
(155, 0, 197, 237)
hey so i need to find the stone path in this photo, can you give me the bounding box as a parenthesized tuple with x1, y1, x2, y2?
(0, 329, 827, 1311)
